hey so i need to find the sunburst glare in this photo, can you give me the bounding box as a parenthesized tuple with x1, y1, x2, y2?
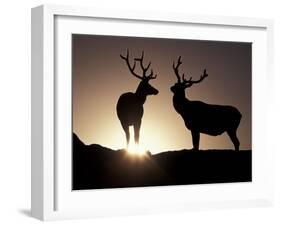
(126, 127, 148, 156)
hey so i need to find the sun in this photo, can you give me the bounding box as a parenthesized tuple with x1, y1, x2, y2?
(123, 127, 149, 157)
(127, 141, 147, 156)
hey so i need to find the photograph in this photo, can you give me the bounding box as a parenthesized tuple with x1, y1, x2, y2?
(72, 34, 252, 190)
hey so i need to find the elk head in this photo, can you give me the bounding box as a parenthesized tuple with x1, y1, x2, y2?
(120, 50, 159, 96)
(171, 56, 208, 96)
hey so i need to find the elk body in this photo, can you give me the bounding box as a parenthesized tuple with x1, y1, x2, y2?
(171, 56, 242, 151)
(117, 50, 158, 148)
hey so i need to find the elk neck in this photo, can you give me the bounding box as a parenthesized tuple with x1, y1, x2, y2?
(173, 90, 189, 113)
(135, 85, 148, 105)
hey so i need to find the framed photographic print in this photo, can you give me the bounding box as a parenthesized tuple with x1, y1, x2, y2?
(31, 4, 274, 221)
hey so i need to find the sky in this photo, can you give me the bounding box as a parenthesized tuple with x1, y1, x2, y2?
(72, 34, 252, 153)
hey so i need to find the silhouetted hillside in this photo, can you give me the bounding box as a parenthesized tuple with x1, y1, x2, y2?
(73, 133, 251, 190)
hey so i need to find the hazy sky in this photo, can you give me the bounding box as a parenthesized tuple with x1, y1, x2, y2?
(72, 34, 251, 153)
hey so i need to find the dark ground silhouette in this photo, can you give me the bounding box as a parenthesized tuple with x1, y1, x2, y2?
(73, 133, 252, 190)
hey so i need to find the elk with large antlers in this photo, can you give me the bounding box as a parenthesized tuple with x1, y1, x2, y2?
(117, 50, 159, 149)
(171, 56, 242, 151)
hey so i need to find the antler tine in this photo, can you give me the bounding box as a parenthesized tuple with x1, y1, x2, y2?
(134, 51, 153, 77)
(120, 49, 143, 80)
(203, 69, 208, 77)
(182, 74, 192, 84)
(145, 62, 151, 72)
(150, 74, 157, 79)
(120, 49, 129, 60)
(173, 56, 183, 83)
(183, 69, 208, 87)
(147, 69, 157, 80)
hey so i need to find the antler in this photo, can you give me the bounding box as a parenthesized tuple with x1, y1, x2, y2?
(173, 56, 183, 83)
(120, 50, 157, 80)
(134, 51, 157, 80)
(173, 56, 208, 87)
(182, 69, 208, 87)
(120, 50, 143, 80)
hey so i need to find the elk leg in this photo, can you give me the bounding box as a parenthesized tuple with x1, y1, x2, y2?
(134, 120, 141, 145)
(191, 130, 200, 150)
(121, 123, 130, 149)
(227, 130, 240, 151)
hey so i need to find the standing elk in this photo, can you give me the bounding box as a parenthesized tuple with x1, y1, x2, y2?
(170, 56, 242, 151)
(117, 50, 159, 149)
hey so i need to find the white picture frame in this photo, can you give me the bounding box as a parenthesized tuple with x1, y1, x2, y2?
(31, 4, 274, 221)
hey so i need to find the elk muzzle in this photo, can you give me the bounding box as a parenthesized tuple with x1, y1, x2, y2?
(153, 89, 159, 95)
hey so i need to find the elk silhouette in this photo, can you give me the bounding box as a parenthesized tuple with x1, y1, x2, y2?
(171, 56, 242, 151)
(117, 50, 159, 148)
